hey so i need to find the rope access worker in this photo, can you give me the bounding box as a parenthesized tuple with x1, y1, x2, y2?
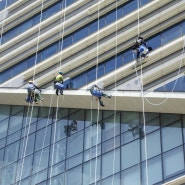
(132, 36, 152, 61)
(26, 81, 44, 104)
(54, 72, 64, 95)
(90, 85, 112, 107)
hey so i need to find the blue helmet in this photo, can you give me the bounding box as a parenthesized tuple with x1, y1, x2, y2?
(59, 72, 63, 75)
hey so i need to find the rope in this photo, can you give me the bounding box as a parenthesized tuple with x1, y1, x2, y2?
(94, 1, 100, 184)
(50, 1, 67, 183)
(135, 1, 149, 184)
(94, 103, 100, 185)
(111, 0, 118, 184)
(17, 1, 44, 184)
(0, 0, 8, 46)
(34, 93, 54, 184)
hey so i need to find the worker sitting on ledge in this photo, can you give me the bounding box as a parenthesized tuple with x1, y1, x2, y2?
(90, 85, 112, 107)
(26, 80, 44, 104)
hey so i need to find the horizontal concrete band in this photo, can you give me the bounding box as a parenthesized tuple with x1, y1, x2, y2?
(0, 88, 185, 114)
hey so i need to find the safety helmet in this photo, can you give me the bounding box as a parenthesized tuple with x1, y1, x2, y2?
(59, 72, 63, 75)
(29, 80, 33, 84)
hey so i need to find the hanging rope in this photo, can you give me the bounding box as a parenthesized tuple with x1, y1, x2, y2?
(50, 0, 67, 184)
(94, 1, 101, 184)
(111, 0, 118, 184)
(134, 0, 149, 184)
(17, 1, 45, 184)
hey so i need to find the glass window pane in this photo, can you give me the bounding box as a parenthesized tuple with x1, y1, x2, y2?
(84, 144, 101, 162)
(163, 147, 184, 179)
(1, 163, 17, 185)
(35, 126, 51, 151)
(102, 114, 120, 142)
(123, 0, 137, 16)
(121, 165, 141, 185)
(83, 157, 101, 185)
(19, 133, 35, 159)
(17, 155, 33, 180)
(102, 148, 120, 179)
(8, 111, 23, 135)
(84, 125, 101, 150)
(0, 148, 4, 168)
(105, 58, 115, 74)
(67, 130, 83, 158)
(106, 11, 116, 25)
(142, 156, 162, 185)
(32, 147, 49, 174)
(68, 109, 85, 131)
(162, 121, 182, 152)
(49, 173, 65, 185)
(66, 165, 82, 185)
(49, 139, 66, 166)
(31, 169, 47, 185)
(52, 119, 67, 142)
(66, 153, 82, 170)
(141, 131, 161, 160)
(0, 105, 10, 121)
(7, 130, 21, 145)
(161, 113, 180, 126)
(121, 140, 140, 170)
(121, 112, 139, 133)
(102, 173, 120, 185)
(161, 25, 181, 45)
(102, 136, 120, 154)
(4, 141, 19, 165)
(49, 161, 65, 177)
(23, 107, 38, 126)
(0, 119, 9, 139)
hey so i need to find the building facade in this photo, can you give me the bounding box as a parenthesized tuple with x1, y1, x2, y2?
(0, 0, 185, 184)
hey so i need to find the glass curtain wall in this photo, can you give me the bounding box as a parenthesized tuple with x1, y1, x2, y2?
(0, 104, 185, 185)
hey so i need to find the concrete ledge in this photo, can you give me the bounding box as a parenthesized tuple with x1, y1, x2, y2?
(0, 88, 185, 114)
(163, 175, 185, 185)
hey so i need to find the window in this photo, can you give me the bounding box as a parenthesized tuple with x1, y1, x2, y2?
(102, 149, 120, 179)
(121, 140, 140, 170)
(162, 121, 182, 152)
(163, 146, 184, 179)
(121, 165, 141, 185)
(161, 25, 181, 45)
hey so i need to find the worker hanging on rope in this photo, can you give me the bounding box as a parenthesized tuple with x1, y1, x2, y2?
(26, 80, 44, 104)
(90, 84, 112, 107)
(132, 36, 152, 61)
(54, 71, 64, 95)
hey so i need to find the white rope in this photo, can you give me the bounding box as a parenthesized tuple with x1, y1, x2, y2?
(50, 95, 59, 185)
(94, 1, 100, 184)
(0, 0, 8, 46)
(17, 1, 44, 184)
(94, 103, 100, 185)
(135, 1, 149, 184)
(50, 1, 67, 183)
(34, 93, 54, 184)
(89, 99, 93, 184)
(111, 0, 118, 184)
